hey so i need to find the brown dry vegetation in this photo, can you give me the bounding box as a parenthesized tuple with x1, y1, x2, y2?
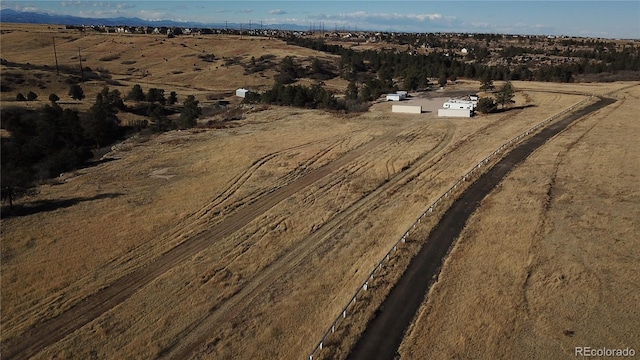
(0, 23, 344, 111)
(1, 24, 638, 360)
(399, 85, 640, 359)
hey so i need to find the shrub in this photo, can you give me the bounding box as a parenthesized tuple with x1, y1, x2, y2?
(198, 53, 216, 62)
(477, 97, 497, 113)
(68, 84, 85, 100)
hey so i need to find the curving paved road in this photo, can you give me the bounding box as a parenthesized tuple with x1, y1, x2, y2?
(347, 97, 616, 360)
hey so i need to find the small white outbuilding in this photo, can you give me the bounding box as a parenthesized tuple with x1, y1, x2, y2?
(386, 91, 408, 101)
(392, 105, 422, 114)
(236, 88, 249, 98)
(438, 108, 473, 118)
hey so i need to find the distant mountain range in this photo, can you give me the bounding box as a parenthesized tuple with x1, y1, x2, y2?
(0, 9, 308, 31)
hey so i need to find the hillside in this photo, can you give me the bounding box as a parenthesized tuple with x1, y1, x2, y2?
(0, 23, 345, 108)
(1, 24, 638, 360)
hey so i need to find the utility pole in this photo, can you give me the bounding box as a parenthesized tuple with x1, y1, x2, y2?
(52, 37, 60, 75)
(78, 47, 84, 82)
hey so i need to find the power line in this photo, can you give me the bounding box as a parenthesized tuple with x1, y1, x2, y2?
(78, 47, 84, 82)
(52, 37, 60, 75)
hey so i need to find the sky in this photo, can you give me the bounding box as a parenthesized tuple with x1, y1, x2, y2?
(2, 1, 639, 39)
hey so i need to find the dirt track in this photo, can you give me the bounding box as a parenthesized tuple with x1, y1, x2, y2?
(3, 85, 611, 359)
(346, 97, 617, 360)
(2, 120, 418, 359)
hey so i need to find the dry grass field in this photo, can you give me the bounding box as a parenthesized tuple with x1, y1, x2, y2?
(0, 23, 345, 111)
(2, 24, 638, 359)
(399, 85, 640, 359)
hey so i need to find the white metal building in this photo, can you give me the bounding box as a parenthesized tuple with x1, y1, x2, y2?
(386, 91, 408, 101)
(236, 88, 249, 98)
(392, 105, 422, 114)
(438, 108, 473, 117)
(443, 98, 477, 110)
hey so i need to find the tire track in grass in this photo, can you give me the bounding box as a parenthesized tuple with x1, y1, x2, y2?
(160, 121, 457, 359)
(346, 97, 616, 360)
(0, 122, 412, 360)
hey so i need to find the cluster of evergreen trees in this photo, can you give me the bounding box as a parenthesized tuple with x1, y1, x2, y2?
(258, 83, 339, 110)
(256, 36, 638, 111)
(1, 86, 119, 207)
(124, 84, 201, 131)
(2, 84, 202, 209)
(285, 36, 640, 85)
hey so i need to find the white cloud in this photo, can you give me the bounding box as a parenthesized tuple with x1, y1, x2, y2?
(6, 4, 45, 13)
(310, 11, 450, 25)
(408, 13, 443, 21)
(137, 9, 170, 20)
(307, 11, 456, 32)
(116, 3, 135, 10)
(269, 9, 286, 15)
(60, 1, 83, 8)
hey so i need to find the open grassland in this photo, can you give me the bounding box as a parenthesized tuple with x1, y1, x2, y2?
(4, 82, 633, 359)
(2, 24, 638, 360)
(399, 85, 640, 359)
(0, 23, 345, 111)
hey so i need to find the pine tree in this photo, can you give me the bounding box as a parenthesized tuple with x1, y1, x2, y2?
(480, 76, 495, 92)
(177, 95, 201, 129)
(126, 84, 145, 101)
(86, 87, 121, 148)
(495, 81, 515, 109)
(68, 84, 85, 100)
(168, 91, 178, 105)
(345, 81, 358, 100)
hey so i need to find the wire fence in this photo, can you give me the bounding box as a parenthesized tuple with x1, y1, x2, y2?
(306, 94, 594, 360)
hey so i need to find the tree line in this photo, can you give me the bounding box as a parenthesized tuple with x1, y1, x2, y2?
(254, 36, 639, 112)
(286, 36, 640, 85)
(1, 84, 201, 209)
